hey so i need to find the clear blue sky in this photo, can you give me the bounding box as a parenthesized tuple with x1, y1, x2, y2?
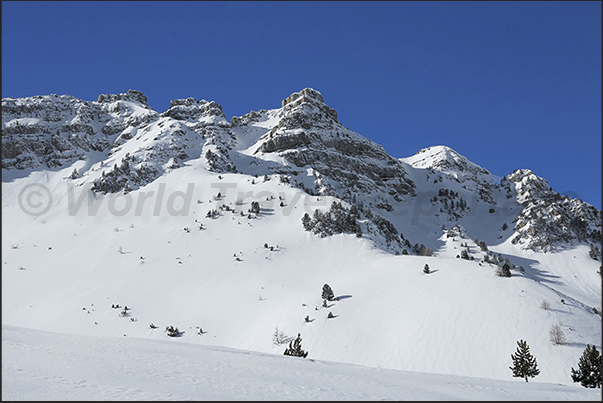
(2, 1, 601, 208)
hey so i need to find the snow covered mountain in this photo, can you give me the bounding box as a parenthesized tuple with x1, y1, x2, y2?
(2, 88, 601, 395)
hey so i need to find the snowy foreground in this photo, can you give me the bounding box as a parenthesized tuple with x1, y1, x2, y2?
(2, 325, 600, 401)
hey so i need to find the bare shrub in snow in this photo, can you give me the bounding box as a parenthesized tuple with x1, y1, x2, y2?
(549, 324, 567, 345)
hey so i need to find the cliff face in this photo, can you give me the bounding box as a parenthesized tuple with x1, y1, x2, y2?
(233, 88, 416, 202)
(501, 169, 601, 251)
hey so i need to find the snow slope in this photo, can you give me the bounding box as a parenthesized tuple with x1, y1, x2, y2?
(3, 325, 600, 401)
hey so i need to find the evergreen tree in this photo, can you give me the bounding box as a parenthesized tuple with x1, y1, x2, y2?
(571, 344, 602, 388)
(423, 264, 430, 274)
(322, 283, 334, 301)
(249, 201, 260, 214)
(501, 262, 512, 277)
(509, 339, 540, 382)
(283, 333, 308, 358)
(302, 213, 312, 231)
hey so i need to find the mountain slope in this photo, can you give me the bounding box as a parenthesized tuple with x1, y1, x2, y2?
(2, 88, 601, 389)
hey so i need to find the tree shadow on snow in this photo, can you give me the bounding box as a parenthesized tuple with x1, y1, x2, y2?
(565, 341, 592, 350)
(495, 252, 563, 286)
(258, 208, 275, 216)
(334, 295, 352, 301)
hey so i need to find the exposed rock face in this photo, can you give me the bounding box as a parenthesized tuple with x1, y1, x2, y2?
(2, 91, 237, 193)
(2, 92, 155, 170)
(280, 88, 338, 121)
(91, 97, 237, 193)
(160, 97, 236, 173)
(234, 88, 415, 202)
(97, 89, 150, 106)
(501, 169, 601, 251)
(258, 131, 310, 153)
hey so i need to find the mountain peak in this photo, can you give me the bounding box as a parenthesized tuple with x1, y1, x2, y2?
(281, 88, 325, 108)
(404, 145, 490, 176)
(96, 89, 149, 107)
(163, 97, 226, 121)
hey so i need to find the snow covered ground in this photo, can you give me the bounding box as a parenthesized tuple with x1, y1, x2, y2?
(3, 325, 600, 401)
(2, 164, 600, 398)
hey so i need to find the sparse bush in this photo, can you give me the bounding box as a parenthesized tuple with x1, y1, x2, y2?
(549, 324, 567, 345)
(540, 299, 551, 310)
(272, 327, 288, 345)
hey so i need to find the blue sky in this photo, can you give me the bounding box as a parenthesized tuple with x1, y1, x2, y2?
(2, 1, 601, 208)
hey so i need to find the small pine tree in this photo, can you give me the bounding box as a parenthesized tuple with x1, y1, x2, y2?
(322, 283, 334, 301)
(423, 264, 430, 274)
(502, 262, 511, 277)
(509, 339, 540, 382)
(302, 213, 312, 231)
(165, 325, 179, 337)
(249, 201, 260, 214)
(571, 344, 602, 388)
(283, 333, 308, 358)
(497, 262, 511, 277)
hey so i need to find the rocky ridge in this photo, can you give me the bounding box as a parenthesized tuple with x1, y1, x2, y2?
(2, 88, 601, 255)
